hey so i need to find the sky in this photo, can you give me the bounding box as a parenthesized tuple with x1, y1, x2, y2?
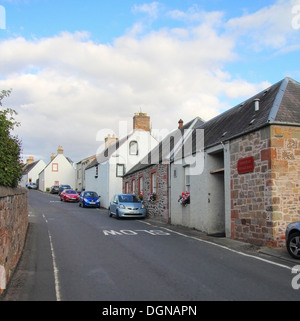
(0, 0, 299, 164)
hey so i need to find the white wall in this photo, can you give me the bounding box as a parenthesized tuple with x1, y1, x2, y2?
(20, 160, 47, 188)
(39, 154, 76, 191)
(170, 143, 231, 236)
(85, 129, 159, 209)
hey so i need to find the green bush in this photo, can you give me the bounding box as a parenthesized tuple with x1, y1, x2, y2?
(0, 90, 23, 188)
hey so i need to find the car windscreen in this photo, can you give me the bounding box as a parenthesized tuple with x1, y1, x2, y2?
(85, 192, 98, 198)
(118, 195, 140, 203)
(67, 190, 77, 194)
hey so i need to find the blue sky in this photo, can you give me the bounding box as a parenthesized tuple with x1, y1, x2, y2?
(0, 0, 299, 162)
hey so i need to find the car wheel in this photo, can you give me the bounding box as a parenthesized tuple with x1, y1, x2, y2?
(115, 210, 120, 219)
(287, 232, 300, 260)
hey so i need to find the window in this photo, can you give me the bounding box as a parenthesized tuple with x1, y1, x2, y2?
(52, 163, 58, 172)
(129, 141, 138, 155)
(131, 179, 136, 194)
(150, 171, 157, 194)
(124, 182, 129, 193)
(184, 166, 190, 192)
(138, 175, 144, 194)
(116, 164, 125, 177)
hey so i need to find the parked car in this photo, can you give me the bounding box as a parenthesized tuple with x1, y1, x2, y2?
(79, 191, 101, 208)
(27, 182, 37, 189)
(60, 189, 80, 202)
(109, 194, 146, 219)
(286, 221, 300, 259)
(50, 185, 59, 194)
(58, 184, 71, 195)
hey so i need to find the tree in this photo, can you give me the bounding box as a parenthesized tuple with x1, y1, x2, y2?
(0, 90, 23, 188)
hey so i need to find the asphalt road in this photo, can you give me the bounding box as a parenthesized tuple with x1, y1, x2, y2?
(2, 190, 299, 301)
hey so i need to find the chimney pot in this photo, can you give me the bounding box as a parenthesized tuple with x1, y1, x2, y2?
(26, 156, 34, 164)
(178, 119, 184, 129)
(105, 134, 118, 149)
(133, 112, 150, 131)
(57, 146, 64, 154)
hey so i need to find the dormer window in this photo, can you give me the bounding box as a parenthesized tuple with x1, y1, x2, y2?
(129, 141, 138, 155)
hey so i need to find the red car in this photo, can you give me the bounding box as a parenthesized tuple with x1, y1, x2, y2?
(60, 189, 80, 202)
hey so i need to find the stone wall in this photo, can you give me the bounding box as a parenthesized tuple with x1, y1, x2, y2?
(230, 125, 300, 247)
(0, 186, 28, 294)
(269, 125, 300, 246)
(123, 164, 169, 222)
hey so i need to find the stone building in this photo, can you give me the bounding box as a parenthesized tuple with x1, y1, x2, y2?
(170, 77, 300, 247)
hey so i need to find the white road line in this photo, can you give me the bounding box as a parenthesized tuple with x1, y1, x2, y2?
(42, 214, 62, 301)
(140, 221, 292, 271)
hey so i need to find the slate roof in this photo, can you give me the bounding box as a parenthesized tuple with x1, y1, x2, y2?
(86, 133, 134, 170)
(22, 161, 40, 175)
(196, 77, 300, 150)
(124, 116, 205, 176)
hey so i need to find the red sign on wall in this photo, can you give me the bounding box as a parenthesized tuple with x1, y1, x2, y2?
(237, 156, 255, 174)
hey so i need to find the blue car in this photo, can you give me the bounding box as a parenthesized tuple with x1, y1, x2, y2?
(79, 191, 101, 208)
(109, 194, 146, 219)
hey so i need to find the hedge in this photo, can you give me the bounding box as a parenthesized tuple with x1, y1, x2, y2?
(0, 90, 23, 188)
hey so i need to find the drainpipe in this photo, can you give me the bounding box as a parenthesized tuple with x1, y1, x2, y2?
(168, 163, 171, 224)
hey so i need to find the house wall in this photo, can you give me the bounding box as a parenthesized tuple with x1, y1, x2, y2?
(230, 125, 300, 247)
(20, 160, 47, 188)
(269, 125, 300, 246)
(123, 164, 169, 222)
(85, 130, 158, 209)
(85, 162, 109, 208)
(39, 154, 76, 192)
(170, 144, 231, 236)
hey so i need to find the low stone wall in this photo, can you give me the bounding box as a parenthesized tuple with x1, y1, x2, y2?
(0, 186, 28, 294)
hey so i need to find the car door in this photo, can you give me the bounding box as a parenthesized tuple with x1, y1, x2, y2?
(109, 195, 117, 214)
(79, 191, 85, 205)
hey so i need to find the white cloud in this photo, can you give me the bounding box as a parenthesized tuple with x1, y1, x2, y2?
(226, 0, 300, 51)
(132, 2, 160, 20)
(0, 8, 275, 163)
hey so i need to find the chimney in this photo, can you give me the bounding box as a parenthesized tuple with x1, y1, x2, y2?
(254, 98, 260, 112)
(51, 153, 56, 161)
(26, 156, 34, 165)
(57, 146, 64, 154)
(133, 112, 150, 132)
(178, 119, 183, 129)
(105, 134, 118, 149)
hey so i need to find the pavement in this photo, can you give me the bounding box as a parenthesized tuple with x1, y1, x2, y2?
(146, 217, 300, 266)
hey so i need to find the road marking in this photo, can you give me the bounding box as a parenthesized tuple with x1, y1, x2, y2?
(103, 229, 171, 236)
(42, 214, 62, 301)
(140, 221, 293, 271)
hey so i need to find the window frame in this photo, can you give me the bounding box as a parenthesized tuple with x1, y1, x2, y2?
(129, 141, 139, 155)
(116, 164, 125, 177)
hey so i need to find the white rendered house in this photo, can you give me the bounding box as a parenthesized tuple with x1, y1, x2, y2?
(85, 113, 158, 208)
(38, 146, 76, 192)
(20, 157, 46, 187)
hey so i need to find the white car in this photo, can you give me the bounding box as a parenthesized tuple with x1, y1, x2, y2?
(27, 182, 37, 189)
